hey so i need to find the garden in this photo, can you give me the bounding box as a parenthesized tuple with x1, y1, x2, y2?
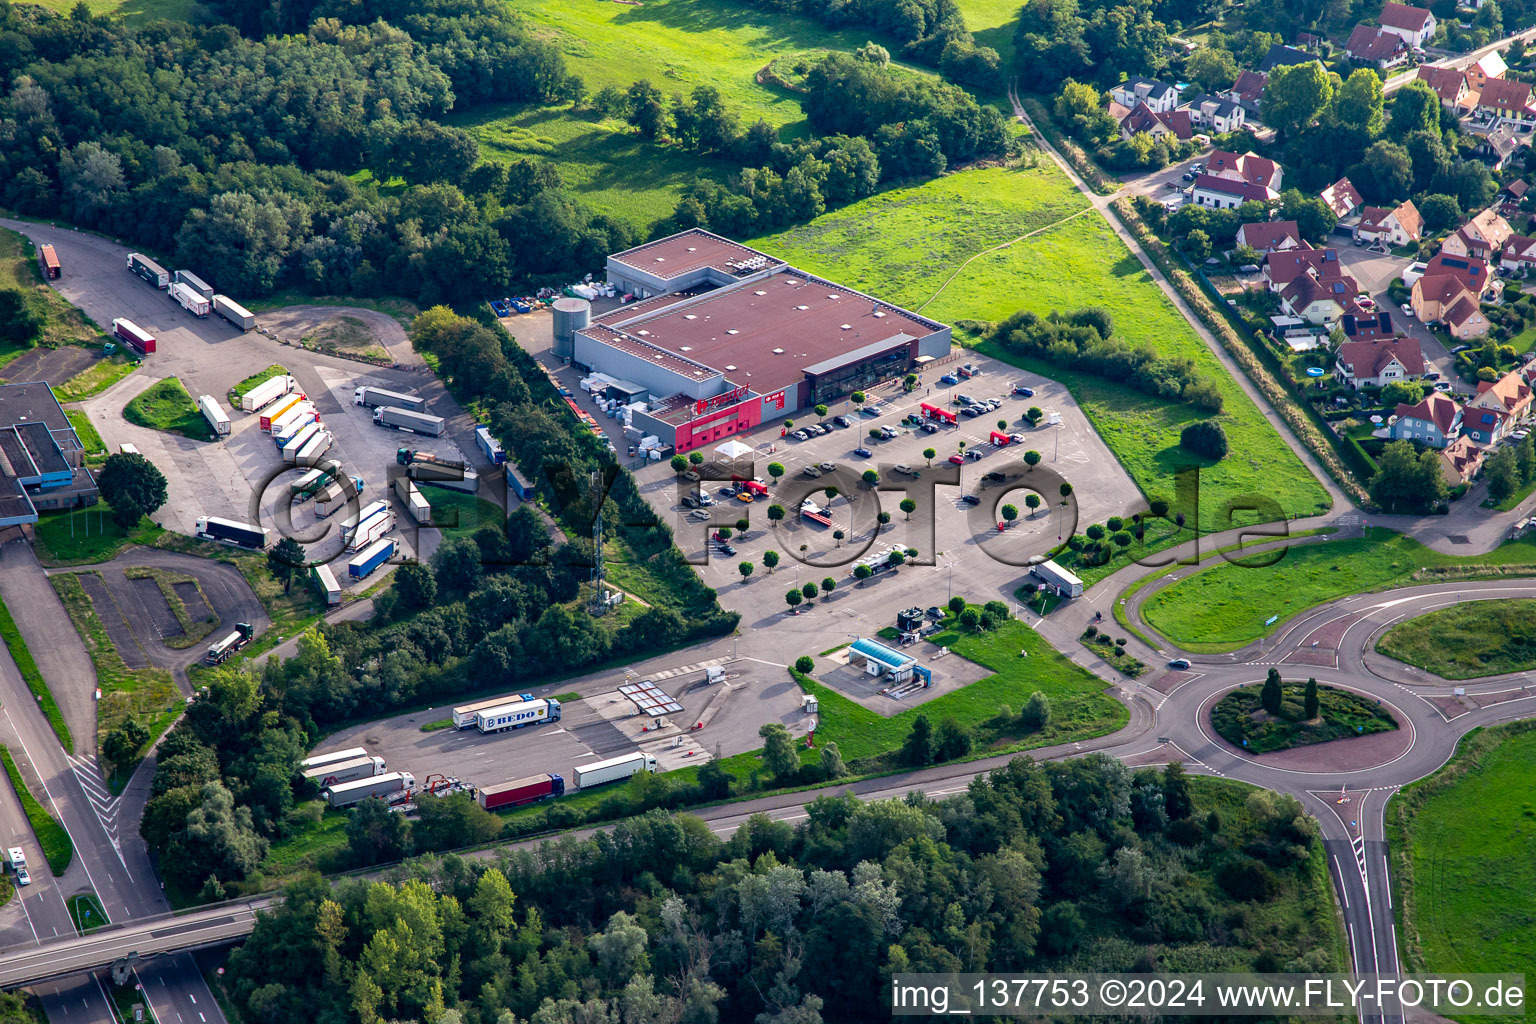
(1210, 673, 1397, 754)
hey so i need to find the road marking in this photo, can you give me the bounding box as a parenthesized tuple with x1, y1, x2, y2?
(1383, 854, 1392, 910)
(1333, 856, 1348, 908)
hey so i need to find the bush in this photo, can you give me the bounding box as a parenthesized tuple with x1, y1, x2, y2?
(1021, 691, 1052, 730)
(794, 655, 814, 674)
(1180, 419, 1230, 460)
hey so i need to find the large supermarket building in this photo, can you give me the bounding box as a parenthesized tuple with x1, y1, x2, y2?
(574, 229, 952, 453)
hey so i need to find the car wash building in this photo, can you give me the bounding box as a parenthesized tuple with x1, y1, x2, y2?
(574, 229, 952, 453)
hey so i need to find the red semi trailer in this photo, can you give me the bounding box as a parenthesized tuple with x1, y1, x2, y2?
(476, 773, 565, 810)
(112, 318, 155, 356)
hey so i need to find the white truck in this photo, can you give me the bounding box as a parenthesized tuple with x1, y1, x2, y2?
(475, 698, 561, 734)
(452, 693, 532, 729)
(197, 395, 230, 437)
(293, 429, 334, 466)
(1030, 558, 1084, 599)
(323, 771, 415, 808)
(212, 294, 256, 331)
(573, 752, 657, 790)
(394, 477, 432, 524)
(282, 422, 323, 464)
(339, 500, 390, 545)
(170, 280, 210, 317)
(301, 755, 386, 788)
(300, 747, 370, 772)
(271, 404, 318, 445)
(240, 375, 294, 412)
(354, 386, 425, 411)
(373, 406, 446, 436)
(311, 563, 341, 606)
(346, 507, 395, 552)
(314, 476, 364, 518)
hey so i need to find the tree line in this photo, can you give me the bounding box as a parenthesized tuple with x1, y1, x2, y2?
(220, 755, 1339, 1024)
(991, 306, 1225, 412)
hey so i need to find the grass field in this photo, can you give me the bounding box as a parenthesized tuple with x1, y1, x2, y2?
(228, 364, 288, 402)
(0, 600, 72, 753)
(1143, 528, 1536, 651)
(64, 410, 107, 465)
(1376, 599, 1536, 679)
(1387, 723, 1535, 1023)
(753, 166, 1330, 526)
(0, 747, 72, 876)
(67, 893, 109, 934)
(51, 356, 137, 403)
(33, 502, 164, 567)
(1211, 681, 1397, 754)
(123, 377, 215, 441)
(49, 573, 179, 789)
(423, 489, 506, 538)
(20, 0, 193, 19)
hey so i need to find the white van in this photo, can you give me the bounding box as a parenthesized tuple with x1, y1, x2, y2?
(118, 443, 141, 456)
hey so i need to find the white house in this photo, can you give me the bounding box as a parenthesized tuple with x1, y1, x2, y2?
(1110, 77, 1180, 114)
(1377, 2, 1437, 49)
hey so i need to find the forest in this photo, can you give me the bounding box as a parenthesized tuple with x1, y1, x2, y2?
(220, 758, 1341, 1024)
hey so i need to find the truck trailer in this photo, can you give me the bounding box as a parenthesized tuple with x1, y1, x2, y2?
(314, 476, 365, 518)
(475, 426, 506, 464)
(204, 622, 255, 665)
(353, 386, 425, 412)
(293, 429, 334, 466)
(281, 422, 323, 463)
(311, 563, 342, 606)
(38, 245, 60, 280)
(323, 771, 414, 809)
(127, 253, 169, 289)
(300, 747, 370, 772)
(170, 281, 211, 317)
(347, 507, 395, 552)
(339, 500, 390, 545)
(174, 269, 214, 299)
(271, 405, 319, 444)
(374, 406, 446, 436)
(197, 395, 230, 437)
(394, 477, 432, 524)
(301, 755, 386, 788)
(347, 537, 397, 580)
(240, 375, 294, 413)
(451, 693, 534, 730)
(477, 774, 565, 810)
(260, 393, 306, 431)
(289, 464, 338, 498)
(573, 752, 657, 790)
(1030, 559, 1084, 598)
(212, 294, 256, 331)
(111, 318, 156, 357)
(475, 698, 561, 734)
(196, 516, 269, 550)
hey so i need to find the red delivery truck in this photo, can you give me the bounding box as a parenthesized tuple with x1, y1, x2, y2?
(38, 245, 61, 280)
(476, 773, 565, 810)
(111, 318, 155, 356)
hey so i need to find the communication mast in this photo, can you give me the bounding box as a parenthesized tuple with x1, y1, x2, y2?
(588, 469, 608, 615)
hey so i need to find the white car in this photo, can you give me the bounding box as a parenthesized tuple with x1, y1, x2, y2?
(802, 465, 823, 477)
(14, 866, 28, 887)
(893, 464, 917, 476)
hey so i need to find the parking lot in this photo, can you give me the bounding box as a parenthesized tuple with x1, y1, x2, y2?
(315, 651, 808, 792)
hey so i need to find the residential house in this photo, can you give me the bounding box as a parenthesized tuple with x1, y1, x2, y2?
(1206, 149, 1283, 191)
(1264, 247, 1344, 291)
(1281, 274, 1359, 325)
(1222, 70, 1268, 115)
(1440, 210, 1513, 261)
(1499, 179, 1529, 214)
(1236, 219, 1306, 253)
(1463, 370, 1533, 444)
(1346, 24, 1409, 68)
(1466, 50, 1508, 92)
(1320, 177, 1364, 219)
(1444, 293, 1491, 340)
(1415, 65, 1474, 111)
(1354, 200, 1423, 247)
(1475, 77, 1536, 128)
(1110, 77, 1180, 114)
(1471, 125, 1525, 170)
(1119, 103, 1193, 142)
(1260, 43, 1324, 72)
(1439, 435, 1485, 485)
(1107, 97, 1133, 121)
(1423, 251, 1497, 296)
(1413, 274, 1481, 324)
(1334, 336, 1426, 388)
(1341, 311, 1396, 341)
(1499, 234, 1536, 273)
(1295, 31, 1325, 49)
(1191, 174, 1276, 208)
(1377, 2, 1437, 48)
(1178, 94, 1246, 134)
(1390, 391, 1462, 447)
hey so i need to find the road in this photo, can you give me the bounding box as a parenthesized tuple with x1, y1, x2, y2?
(1383, 27, 1536, 94)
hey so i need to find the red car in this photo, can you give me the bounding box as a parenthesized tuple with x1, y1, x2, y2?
(948, 454, 965, 465)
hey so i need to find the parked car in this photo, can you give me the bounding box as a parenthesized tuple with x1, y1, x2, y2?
(1168, 658, 1191, 670)
(1237, 263, 1261, 273)
(717, 543, 737, 556)
(948, 454, 965, 465)
(803, 465, 823, 477)
(792, 429, 809, 440)
(833, 415, 851, 427)
(921, 421, 939, 433)
(880, 425, 899, 438)
(985, 399, 1000, 411)
(961, 494, 982, 506)
(961, 406, 983, 417)
(939, 373, 959, 385)
(1434, 382, 1453, 392)
(854, 447, 874, 458)
(983, 471, 1007, 483)
(1009, 433, 1028, 444)
(1013, 384, 1035, 397)
(683, 471, 700, 482)
(926, 606, 943, 619)
(1401, 303, 1413, 317)
(1183, 171, 1195, 181)
(14, 866, 28, 887)
(819, 461, 837, 472)
(965, 448, 985, 460)
(1423, 371, 1441, 381)
(893, 464, 917, 476)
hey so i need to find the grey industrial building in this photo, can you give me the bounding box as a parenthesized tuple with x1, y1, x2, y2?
(0, 381, 99, 526)
(561, 229, 952, 454)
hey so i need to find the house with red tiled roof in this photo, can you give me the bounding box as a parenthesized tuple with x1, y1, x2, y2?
(1439, 435, 1485, 484)
(1423, 252, 1496, 296)
(1341, 311, 1397, 341)
(1377, 2, 1437, 48)
(1467, 51, 1508, 92)
(1282, 273, 1360, 325)
(1264, 247, 1344, 291)
(1390, 391, 1462, 447)
(1499, 234, 1536, 273)
(1191, 175, 1275, 208)
(1475, 77, 1536, 127)
(1416, 65, 1475, 111)
(1442, 208, 1513, 261)
(1222, 70, 1268, 115)
(1444, 293, 1490, 340)
(1320, 177, 1364, 219)
(1346, 24, 1409, 67)
(1355, 200, 1423, 247)
(1119, 103, 1194, 142)
(1236, 220, 1306, 253)
(1463, 370, 1533, 444)
(1335, 336, 1426, 388)
(1206, 150, 1283, 191)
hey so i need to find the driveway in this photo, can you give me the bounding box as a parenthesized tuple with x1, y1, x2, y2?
(1336, 246, 1463, 386)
